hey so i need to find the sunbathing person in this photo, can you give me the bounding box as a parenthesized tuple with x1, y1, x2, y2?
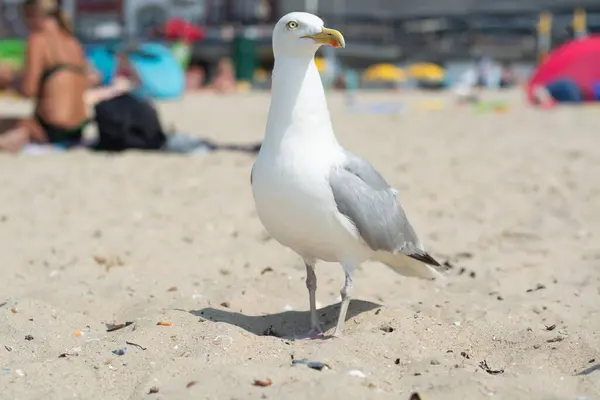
(211, 58, 236, 93)
(0, 0, 91, 152)
(84, 51, 140, 106)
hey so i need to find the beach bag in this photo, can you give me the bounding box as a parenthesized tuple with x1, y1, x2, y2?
(93, 93, 166, 151)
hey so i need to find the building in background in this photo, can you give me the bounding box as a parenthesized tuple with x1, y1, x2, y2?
(70, 0, 124, 40)
(0, 0, 28, 37)
(124, 0, 207, 39)
(2, 0, 600, 70)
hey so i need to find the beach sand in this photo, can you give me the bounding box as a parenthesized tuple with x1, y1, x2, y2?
(0, 90, 598, 399)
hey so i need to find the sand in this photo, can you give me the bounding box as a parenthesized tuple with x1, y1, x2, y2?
(0, 90, 598, 400)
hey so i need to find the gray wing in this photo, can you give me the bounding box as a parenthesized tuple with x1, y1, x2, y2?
(330, 150, 440, 267)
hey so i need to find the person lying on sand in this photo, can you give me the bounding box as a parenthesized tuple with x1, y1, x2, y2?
(210, 57, 236, 94)
(0, 0, 92, 153)
(185, 65, 207, 91)
(531, 85, 555, 108)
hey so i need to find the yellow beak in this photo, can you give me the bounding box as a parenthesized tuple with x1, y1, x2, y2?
(302, 27, 345, 48)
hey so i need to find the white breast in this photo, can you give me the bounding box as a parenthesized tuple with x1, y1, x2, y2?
(252, 142, 368, 263)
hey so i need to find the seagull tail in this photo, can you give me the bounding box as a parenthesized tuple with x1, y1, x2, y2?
(375, 251, 446, 282)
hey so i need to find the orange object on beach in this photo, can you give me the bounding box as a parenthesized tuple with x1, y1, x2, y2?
(156, 321, 173, 326)
(253, 378, 272, 387)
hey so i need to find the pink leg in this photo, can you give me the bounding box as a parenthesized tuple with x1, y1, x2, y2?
(301, 260, 324, 339)
(0, 122, 29, 153)
(332, 269, 354, 338)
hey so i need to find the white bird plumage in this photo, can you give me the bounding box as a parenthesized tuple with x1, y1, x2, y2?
(251, 12, 445, 338)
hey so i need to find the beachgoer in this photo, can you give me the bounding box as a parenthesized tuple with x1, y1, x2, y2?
(532, 85, 555, 108)
(84, 51, 139, 106)
(0, 0, 91, 152)
(85, 62, 101, 87)
(500, 63, 517, 88)
(453, 66, 479, 104)
(211, 57, 236, 93)
(0, 63, 15, 91)
(113, 51, 141, 88)
(186, 65, 206, 91)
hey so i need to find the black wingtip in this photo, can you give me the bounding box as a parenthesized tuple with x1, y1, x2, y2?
(408, 252, 441, 267)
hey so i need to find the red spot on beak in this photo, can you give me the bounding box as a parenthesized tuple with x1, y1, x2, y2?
(330, 40, 341, 48)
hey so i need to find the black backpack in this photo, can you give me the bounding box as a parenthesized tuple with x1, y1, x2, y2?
(93, 93, 166, 151)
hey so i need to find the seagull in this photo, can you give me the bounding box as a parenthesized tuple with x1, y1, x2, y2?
(251, 12, 445, 338)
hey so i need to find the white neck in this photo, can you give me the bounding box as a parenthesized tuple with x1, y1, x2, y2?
(262, 55, 338, 151)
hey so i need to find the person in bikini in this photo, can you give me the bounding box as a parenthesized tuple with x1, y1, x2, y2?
(0, 0, 93, 152)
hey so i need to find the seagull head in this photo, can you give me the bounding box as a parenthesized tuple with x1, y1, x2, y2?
(272, 12, 345, 59)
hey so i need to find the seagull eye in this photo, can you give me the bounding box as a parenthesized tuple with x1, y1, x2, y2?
(286, 20, 299, 30)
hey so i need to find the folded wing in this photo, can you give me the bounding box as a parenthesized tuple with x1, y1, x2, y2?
(329, 151, 444, 276)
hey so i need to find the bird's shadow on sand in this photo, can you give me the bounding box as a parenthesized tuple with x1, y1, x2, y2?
(577, 362, 600, 376)
(189, 300, 380, 339)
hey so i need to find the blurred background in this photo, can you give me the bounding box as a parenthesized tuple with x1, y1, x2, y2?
(0, 5, 599, 396)
(1, 0, 599, 97)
